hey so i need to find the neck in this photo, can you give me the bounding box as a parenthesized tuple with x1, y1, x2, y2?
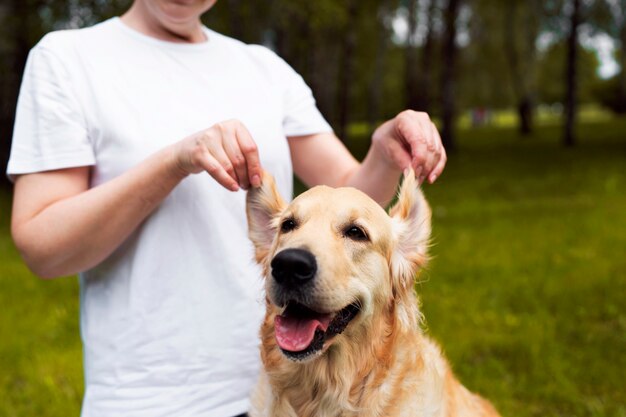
(121, 2, 206, 43)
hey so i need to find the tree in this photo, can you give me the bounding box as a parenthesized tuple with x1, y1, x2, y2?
(564, 0, 582, 147)
(367, 0, 397, 129)
(440, 0, 462, 152)
(418, 0, 440, 114)
(613, 0, 626, 104)
(336, 0, 360, 141)
(404, 0, 440, 114)
(536, 41, 600, 105)
(542, 0, 607, 146)
(502, 0, 542, 135)
(598, 0, 626, 111)
(405, 0, 421, 111)
(464, 0, 542, 133)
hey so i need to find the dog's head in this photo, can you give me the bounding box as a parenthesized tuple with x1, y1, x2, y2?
(246, 171, 431, 362)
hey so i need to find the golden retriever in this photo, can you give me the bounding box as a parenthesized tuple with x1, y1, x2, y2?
(245, 171, 500, 417)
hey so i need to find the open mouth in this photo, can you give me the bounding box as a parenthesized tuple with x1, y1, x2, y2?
(274, 301, 360, 361)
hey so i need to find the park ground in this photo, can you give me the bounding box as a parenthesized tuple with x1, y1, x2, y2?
(1, 113, 625, 417)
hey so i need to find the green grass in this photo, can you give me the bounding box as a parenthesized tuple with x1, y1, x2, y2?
(1, 118, 625, 416)
(0, 194, 83, 415)
(418, 120, 626, 417)
(0, 192, 82, 417)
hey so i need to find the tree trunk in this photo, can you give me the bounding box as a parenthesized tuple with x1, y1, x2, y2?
(564, 0, 581, 147)
(618, 21, 626, 107)
(503, 0, 533, 135)
(337, 0, 358, 142)
(518, 97, 533, 135)
(418, 0, 438, 114)
(405, 0, 420, 111)
(440, 0, 461, 152)
(367, 1, 392, 130)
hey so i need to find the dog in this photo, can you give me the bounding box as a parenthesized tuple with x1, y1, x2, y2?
(245, 170, 501, 417)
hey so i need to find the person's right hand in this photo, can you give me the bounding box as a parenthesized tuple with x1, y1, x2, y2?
(173, 120, 263, 191)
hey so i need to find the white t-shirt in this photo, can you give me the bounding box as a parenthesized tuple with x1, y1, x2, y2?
(8, 18, 332, 417)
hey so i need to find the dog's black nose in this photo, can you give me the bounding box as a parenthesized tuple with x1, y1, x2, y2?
(271, 249, 317, 286)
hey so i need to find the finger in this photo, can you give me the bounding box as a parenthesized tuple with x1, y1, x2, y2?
(234, 123, 262, 188)
(196, 150, 239, 191)
(428, 123, 446, 183)
(206, 137, 239, 181)
(221, 125, 249, 189)
(429, 145, 447, 184)
(420, 123, 440, 180)
(411, 140, 430, 184)
(421, 141, 438, 181)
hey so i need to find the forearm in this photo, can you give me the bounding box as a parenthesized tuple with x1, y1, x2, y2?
(344, 146, 403, 207)
(13, 146, 187, 278)
(289, 133, 401, 206)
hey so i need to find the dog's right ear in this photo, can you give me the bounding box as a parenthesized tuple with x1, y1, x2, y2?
(246, 171, 287, 264)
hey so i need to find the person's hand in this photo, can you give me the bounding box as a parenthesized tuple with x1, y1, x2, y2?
(371, 110, 446, 184)
(173, 120, 263, 191)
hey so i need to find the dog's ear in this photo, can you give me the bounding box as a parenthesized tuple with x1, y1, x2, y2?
(389, 169, 432, 285)
(246, 171, 287, 264)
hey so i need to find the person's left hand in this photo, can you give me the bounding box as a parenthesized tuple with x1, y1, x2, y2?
(371, 110, 446, 184)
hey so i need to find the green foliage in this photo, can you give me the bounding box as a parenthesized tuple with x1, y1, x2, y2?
(2, 117, 625, 416)
(593, 73, 626, 114)
(0, 0, 620, 177)
(460, 0, 542, 109)
(536, 41, 602, 104)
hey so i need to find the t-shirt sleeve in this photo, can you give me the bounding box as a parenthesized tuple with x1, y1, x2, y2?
(247, 45, 333, 137)
(7, 35, 95, 181)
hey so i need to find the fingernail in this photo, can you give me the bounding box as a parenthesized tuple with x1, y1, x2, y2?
(429, 174, 437, 183)
(419, 175, 426, 184)
(230, 183, 240, 191)
(251, 175, 261, 187)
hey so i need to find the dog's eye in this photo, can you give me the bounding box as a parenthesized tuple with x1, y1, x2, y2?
(344, 225, 368, 241)
(280, 218, 297, 233)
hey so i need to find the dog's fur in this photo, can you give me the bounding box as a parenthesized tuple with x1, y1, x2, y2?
(246, 171, 500, 417)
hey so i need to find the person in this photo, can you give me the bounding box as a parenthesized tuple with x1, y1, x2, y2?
(7, 1, 447, 416)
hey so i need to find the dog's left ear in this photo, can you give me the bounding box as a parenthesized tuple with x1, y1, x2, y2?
(389, 169, 432, 285)
(246, 171, 287, 264)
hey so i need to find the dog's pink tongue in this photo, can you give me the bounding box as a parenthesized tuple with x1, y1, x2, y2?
(275, 314, 331, 352)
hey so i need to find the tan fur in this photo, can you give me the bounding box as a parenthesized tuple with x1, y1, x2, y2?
(246, 171, 501, 417)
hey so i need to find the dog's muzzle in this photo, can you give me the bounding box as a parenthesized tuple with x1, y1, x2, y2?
(269, 248, 360, 361)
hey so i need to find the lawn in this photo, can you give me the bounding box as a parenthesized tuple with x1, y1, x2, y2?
(1, 118, 625, 416)
(0, 187, 82, 414)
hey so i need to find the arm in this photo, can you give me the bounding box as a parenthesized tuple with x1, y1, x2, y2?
(288, 133, 400, 205)
(289, 110, 447, 206)
(11, 120, 262, 279)
(12, 148, 184, 279)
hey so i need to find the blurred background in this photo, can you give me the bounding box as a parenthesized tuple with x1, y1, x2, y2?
(0, 0, 624, 416)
